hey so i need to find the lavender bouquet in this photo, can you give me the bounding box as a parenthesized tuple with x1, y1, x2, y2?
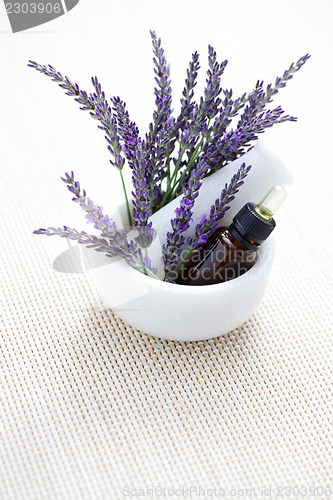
(30, 31, 309, 283)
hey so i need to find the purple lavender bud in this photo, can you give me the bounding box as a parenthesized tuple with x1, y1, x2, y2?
(111, 96, 141, 169)
(174, 51, 201, 132)
(143, 31, 174, 202)
(130, 140, 155, 248)
(162, 159, 209, 277)
(193, 45, 227, 125)
(187, 162, 251, 252)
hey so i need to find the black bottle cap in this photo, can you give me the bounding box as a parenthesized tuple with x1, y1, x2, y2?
(229, 202, 276, 249)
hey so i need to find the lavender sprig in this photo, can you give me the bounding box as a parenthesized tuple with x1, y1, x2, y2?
(111, 96, 160, 221)
(59, 171, 157, 275)
(199, 54, 310, 175)
(195, 45, 228, 124)
(151, 116, 176, 198)
(158, 46, 228, 206)
(189, 162, 252, 251)
(131, 141, 155, 248)
(162, 159, 209, 278)
(148, 30, 173, 135)
(237, 53, 310, 128)
(28, 61, 83, 97)
(33, 225, 155, 276)
(28, 62, 132, 224)
(111, 96, 140, 169)
(88, 78, 132, 224)
(203, 105, 296, 175)
(144, 31, 174, 194)
(34, 226, 133, 261)
(175, 51, 201, 132)
(165, 162, 251, 281)
(28, 63, 126, 170)
(207, 89, 247, 149)
(165, 163, 251, 281)
(28, 63, 109, 154)
(90, 77, 125, 171)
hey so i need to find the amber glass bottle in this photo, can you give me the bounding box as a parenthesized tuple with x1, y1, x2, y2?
(176, 185, 287, 286)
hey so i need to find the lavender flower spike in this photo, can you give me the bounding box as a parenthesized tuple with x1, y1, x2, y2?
(28, 62, 132, 222)
(237, 53, 311, 127)
(90, 77, 125, 171)
(33, 226, 158, 276)
(150, 30, 172, 125)
(144, 31, 173, 183)
(175, 51, 201, 132)
(28, 63, 126, 170)
(162, 159, 209, 278)
(111, 96, 140, 169)
(195, 45, 228, 123)
(188, 162, 252, 251)
(28, 62, 99, 130)
(131, 141, 155, 249)
(34, 226, 131, 259)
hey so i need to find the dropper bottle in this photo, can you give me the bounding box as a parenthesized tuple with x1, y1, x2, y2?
(176, 185, 287, 286)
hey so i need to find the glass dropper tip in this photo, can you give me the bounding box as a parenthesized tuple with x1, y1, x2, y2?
(254, 185, 287, 221)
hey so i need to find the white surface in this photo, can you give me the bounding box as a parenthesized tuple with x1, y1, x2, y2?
(1, 1, 333, 498)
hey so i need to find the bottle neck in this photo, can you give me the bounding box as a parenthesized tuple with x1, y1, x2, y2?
(229, 223, 259, 251)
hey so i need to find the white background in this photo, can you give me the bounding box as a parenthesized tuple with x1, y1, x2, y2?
(0, 0, 332, 240)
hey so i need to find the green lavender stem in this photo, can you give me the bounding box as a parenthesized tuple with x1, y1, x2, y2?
(120, 170, 133, 226)
(169, 137, 204, 198)
(142, 265, 160, 279)
(157, 136, 204, 210)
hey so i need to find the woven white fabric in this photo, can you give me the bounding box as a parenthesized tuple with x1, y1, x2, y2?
(1, 2, 333, 497)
